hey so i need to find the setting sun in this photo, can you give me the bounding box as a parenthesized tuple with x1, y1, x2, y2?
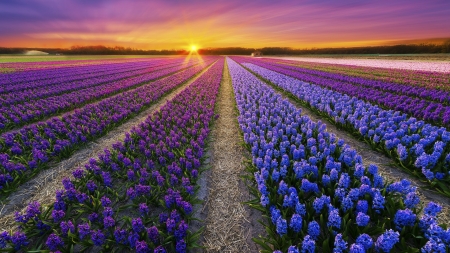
(190, 45, 198, 52)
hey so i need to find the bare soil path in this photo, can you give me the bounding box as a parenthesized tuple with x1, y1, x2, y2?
(202, 59, 264, 253)
(0, 62, 217, 231)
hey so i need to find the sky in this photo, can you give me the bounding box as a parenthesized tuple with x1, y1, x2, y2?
(0, 0, 449, 50)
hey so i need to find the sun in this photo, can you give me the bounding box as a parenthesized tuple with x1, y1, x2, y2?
(190, 45, 198, 52)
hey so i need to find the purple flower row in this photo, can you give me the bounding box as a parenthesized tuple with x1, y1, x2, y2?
(0, 59, 203, 132)
(0, 58, 180, 105)
(0, 57, 218, 198)
(261, 58, 450, 105)
(0, 58, 224, 252)
(270, 58, 450, 90)
(242, 57, 450, 127)
(227, 57, 449, 253)
(0, 58, 160, 89)
(236, 60, 450, 195)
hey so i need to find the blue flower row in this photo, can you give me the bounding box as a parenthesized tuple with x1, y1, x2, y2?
(242, 58, 450, 127)
(236, 59, 450, 196)
(227, 57, 449, 253)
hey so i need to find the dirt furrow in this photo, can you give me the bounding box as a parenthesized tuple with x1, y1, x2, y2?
(202, 59, 263, 253)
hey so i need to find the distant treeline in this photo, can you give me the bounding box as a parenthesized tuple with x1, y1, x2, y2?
(0, 45, 185, 55)
(1, 42, 450, 55)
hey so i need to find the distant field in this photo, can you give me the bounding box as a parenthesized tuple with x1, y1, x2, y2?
(0, 54, 173, 63)
(269, 53, 450, 61)
(265, 55, 450, 72)
(0, 55, 177, 72)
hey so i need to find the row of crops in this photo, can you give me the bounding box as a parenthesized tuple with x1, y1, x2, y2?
(0, 57, 218, 197)
(1, 56, 449, 252)
(226, 58, 449, 253)
(231, 56, 450, 197)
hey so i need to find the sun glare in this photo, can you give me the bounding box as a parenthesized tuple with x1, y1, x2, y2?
(190, 45, 198, 52)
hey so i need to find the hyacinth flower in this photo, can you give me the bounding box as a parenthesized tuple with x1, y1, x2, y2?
(0, 58, 181, 105)
(0, 58, 165, 87)
(260, 57, 450, 90)
(0, 58, 222, 200)
(232, 57, 450, 197)
(0, 59, 224, 252)
(0, 58, 204, 131)
(258, 58, 450, 105)
(227, 57, 448, 252)
(269, 58, 450, 90)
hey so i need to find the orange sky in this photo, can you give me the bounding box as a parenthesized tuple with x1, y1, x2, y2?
(1, 0, 449, 50)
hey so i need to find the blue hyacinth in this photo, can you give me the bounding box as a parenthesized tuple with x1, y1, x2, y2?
(301, 235, 315, 253)
(327, 209, 341, 229)
(276, 217, 288, 236)
(424, 202, 442, 216)
(356, 212, 370, 227)
(333, 233, 348, 253)
(349, 243, 365, 253)
(375, 229, 399, 253)
(307, 221, 320, 240)
(290, 214, 303, 233)
(394, 209, 416, 230)
(356, 233, 373, 250)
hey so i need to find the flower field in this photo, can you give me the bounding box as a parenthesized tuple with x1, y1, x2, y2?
(269, 57, 450, 73)
(229, 56, 450, 197)
(0, 56, 449, 253)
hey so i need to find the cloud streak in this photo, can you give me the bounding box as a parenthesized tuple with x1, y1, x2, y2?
(0, 0, 449, 49)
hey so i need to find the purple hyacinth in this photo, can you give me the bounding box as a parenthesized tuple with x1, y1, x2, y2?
(91, 230, 105, 246)
(132, 218, 145, 233)
(51, 209, 65, 223)
(139, 203, 149, 216)
(147, 226, 159, 243)
(135, 240, 150, 253)
(175, 239, 187, 253)
(100, 196, 111, 207)
(46, 233, 64, 251)
(11, 231, 29, 250)
(77, 223, 91, 240)
(60, 220, 75, 236)
(103, 216, 115, 229)
(114, 229, 128, 244)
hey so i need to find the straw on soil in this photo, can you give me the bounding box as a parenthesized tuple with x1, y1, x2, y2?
(202, 60, 263, 253)
(0, 63, 216, 231)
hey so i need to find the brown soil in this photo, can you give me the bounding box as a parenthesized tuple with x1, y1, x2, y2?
(201, 59, 264, 253)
